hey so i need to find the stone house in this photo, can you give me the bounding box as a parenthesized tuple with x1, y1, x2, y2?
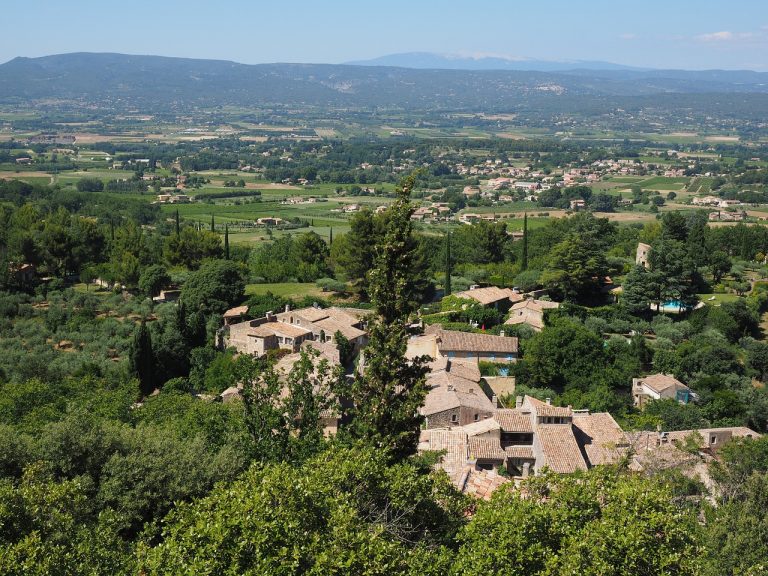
(504, 298, 560, 331)
(632, 373, 693, 408)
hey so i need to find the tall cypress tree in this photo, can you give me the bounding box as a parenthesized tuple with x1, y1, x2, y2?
(522, 212, 529, 271)
(210, 214, 215, 232)
(329, 227, 333, 245)
(224, 224, 230, 260)
(444, 232, 452, 296)
(343, 175, 430, 462)
(129, 320, 155, 397)
(175, 209, 180, 236)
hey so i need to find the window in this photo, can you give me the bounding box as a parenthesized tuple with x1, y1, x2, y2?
(474, 413, 479, 422)
(451, 413, 458, 423)
(448, 351, 455, 358)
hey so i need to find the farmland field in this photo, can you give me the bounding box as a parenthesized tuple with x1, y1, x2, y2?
(245, 282, 326, 299)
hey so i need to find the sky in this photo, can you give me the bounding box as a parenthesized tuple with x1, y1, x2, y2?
(2, 0, 767, 70)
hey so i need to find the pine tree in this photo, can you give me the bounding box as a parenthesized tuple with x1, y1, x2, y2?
(444, 232, 452, 296)
(343, 175, 430, 462)
(129, 319, 155, 397)
(224, 224, 230, 260)
(522, 212, 529, 271)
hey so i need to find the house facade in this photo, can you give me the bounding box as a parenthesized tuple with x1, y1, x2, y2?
(632, 373, 693, 408)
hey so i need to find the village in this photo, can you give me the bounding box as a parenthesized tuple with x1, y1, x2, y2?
(216, 282, 760, 500)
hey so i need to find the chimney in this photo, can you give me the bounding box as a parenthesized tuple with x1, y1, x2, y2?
(515, 395, 523, 409)
(469, 388, 474, 394)
(492, 394, 498, 408)
(447, 384, 454, 392)
(545, 397, 551, 405)
(499, 330, 505, 338)
(284, 303, 290, 313)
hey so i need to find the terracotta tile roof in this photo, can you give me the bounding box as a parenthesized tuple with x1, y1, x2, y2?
(469, 437, 507, 461)
(300, 340, 341, 364)
(460, 467, 511, 500)
(524, 396, 573, 418)
(505, 446, 535, 459)
(418, 429, 469, 484)
(287, 307, 332, 322)
(494, 409, 533, 433)
(446, 359, 482, 382)
(223, 305, 249, 318)
(422, 371, 495, 415)
(510, 299, 560, 313)
(313, 317, 366, 340)
(248, 325, 279, 338)
(430, 327, 519, 354)
(636, 373, 690, 394)
(407, 334, 439, 360)
(258, 322, 312, 339)
(461, 418, 501, 437)
(572, 412, 629, 466)
(536, 425, 588, 473)
(454, 286, 524, 306)
(505, 313, 545, 330)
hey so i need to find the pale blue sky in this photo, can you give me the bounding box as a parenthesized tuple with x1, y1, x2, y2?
(2, 0, 767, 70)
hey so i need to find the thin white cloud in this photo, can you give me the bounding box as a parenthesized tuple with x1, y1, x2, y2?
(620, 33, 639, 40)
(697, 31, 734, 42)
(695, 30, 762, 43)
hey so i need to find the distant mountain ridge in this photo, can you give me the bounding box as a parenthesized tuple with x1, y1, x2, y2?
(0, 52, 766, 114)
(344, 52, 649, 72)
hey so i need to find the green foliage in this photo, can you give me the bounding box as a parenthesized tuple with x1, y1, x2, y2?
(540, 232, 608, 301)
(75, 177, 104, 192)
(343, 176, 430, 461)
(129, 320, 154, 396)
(453, 468, 701, 576)
(316, 276, 347, 293)
(180, 259, 245, 316)
(250, 232, 331, 283)
(141, 445, 463, 575)
(520, 318, 606, 391)
(164, 226, 222, 270)
(138, 264, 171, 297)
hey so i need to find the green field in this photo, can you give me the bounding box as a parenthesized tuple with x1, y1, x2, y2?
(687, 177, 715, 194)
(634, 176, 690, 190)
(245, 282, 325, 299)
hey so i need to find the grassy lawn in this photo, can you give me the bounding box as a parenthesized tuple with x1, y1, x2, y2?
(245, 282, 325, 299)
(697, 293, 743, 306)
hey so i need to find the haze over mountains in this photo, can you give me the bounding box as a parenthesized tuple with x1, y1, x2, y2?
(0, 52, 766, 115)
(345, 52, 649, 72)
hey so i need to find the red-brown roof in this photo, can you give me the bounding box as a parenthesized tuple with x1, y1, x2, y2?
(536, 425, 588, 473)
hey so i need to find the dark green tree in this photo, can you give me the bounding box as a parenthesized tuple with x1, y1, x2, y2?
(174, 209, 180, 236)
(224, 224, 229, 260)
(129, 320, 155, 397)
(444, 232, 452, 296)
(180, 259, 245, 316)
(210, 214, 215, 232)
(138, 264, 171, 297)
(522, 212, 529, 271)
(710, 250, 731, 283)
(343, 176, 430, 461)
